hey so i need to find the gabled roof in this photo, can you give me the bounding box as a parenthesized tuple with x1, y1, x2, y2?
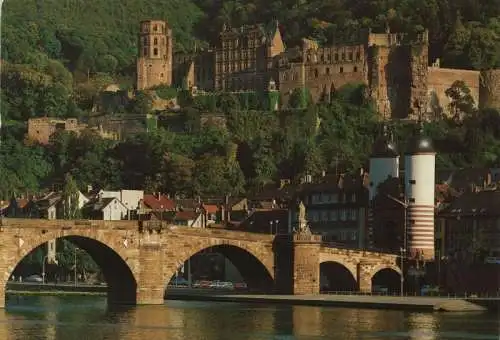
(87, 197, 127, 212)
(142, 194, 176, 210)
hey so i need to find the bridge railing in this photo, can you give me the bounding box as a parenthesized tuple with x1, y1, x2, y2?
(320, 290, 500, 299)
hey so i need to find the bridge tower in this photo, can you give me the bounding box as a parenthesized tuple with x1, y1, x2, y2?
(367, 124, 399, 247)
(136, 20, 173, 90)
(404, 122, 435, 261)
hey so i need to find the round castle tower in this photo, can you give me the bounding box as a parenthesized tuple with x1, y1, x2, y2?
(404, 124, 435, 261)
(479, 69, 500, 110)
(369, 125, 399, 201)
(367, 125, 399, 247)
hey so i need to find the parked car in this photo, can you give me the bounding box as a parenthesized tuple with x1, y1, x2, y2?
(234, 282, 248, 290)
(193, 280, 211, 288)
(169, 277, 189, 287)
(24, 274, 43, 283)
(209, 281, 234, 290)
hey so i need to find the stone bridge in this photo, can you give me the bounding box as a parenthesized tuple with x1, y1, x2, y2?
(0, 218, 401, 308)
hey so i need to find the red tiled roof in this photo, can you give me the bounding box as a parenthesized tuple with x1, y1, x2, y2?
(175, 211, 199, 221)
(202, 204, 218, 214)
(142, 194, 176, 210)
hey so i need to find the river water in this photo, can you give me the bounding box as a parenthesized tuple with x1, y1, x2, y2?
(0, 295, 498, 339)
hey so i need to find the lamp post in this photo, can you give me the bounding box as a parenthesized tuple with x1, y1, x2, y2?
(74, 247, 79, 287)
(269, 221, 273, 235)
(42, 255, 49, 285)
(275, 219, 279, 235)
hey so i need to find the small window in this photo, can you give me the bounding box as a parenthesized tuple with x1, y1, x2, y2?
(160, 73, 164, 78)
(353, 66, 358, 72)
(341, 53, 345, 60)
(154, 48, 158, 56)
(409, 180, 416, 184)
(153, 25, 158, 31)
(154, 38, 158, 45)
(340, 67, 344, 73)
(314, 69, 319, 78)
(326, 67, 330, 75)
(335, 53, 339, 61)
(356, 51, 361, 60)
(348, 52, 353, 60)
(409, 198, 415, 203)
(143, 48, 148, 56)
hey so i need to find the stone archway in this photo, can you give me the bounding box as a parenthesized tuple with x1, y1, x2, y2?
(370, 264, 403, 294)
(320, 261, 358, 292)
(0, 229, 138, 308)
(163, 240, 275, 293)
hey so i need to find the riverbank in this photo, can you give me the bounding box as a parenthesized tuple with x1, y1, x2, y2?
(165, 288, 498, 312)
(6, 282, 107, 297)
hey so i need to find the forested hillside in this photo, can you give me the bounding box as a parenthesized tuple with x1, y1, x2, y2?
(1, 0, 500, 200)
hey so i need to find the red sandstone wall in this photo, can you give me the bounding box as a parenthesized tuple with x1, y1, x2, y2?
(427, 67, 480, 116)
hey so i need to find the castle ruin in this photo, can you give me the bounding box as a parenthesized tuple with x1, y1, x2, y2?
(137, 20, 500, 119)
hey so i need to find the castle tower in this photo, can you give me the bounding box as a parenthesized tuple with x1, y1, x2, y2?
(368, 125, 399, 201)
(479, 69, 500, 110)
(136, 20, 172, 90)
(367, 125, 399, 247)
(404, 123, 435, 261)
(408, 30, 430, 120)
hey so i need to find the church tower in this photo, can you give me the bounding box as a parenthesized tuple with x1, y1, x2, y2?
(136, 20, 173, 90)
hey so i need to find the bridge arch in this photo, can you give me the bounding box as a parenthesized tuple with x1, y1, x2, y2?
(163, 238, 275, 292)
(1, 228, 138, 306)
(370, 264, 402, 294)
(319, 261, 358, 292)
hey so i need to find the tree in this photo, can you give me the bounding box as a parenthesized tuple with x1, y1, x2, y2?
(62, 173, 81, 219)
(445, 80, 475, 121)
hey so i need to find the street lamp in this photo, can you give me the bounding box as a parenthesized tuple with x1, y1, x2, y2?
(42, 255, 48, 285)
(74, 247, 80, 287)
(269, 221, 273, 235)
(275, 219, 279, 235)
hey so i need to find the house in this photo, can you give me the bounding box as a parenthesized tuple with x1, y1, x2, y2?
(5, 197, 31, 217)
(83, 197, 128, 220)
(34, 192, 63, 219)
(202, 204, 218, 225)
(288, 173, 369, 248)
(97, 189, 144, 211)
(138, 194, 176, 219)
(166, 210, 204, 228)
(436, 189, 500, 294)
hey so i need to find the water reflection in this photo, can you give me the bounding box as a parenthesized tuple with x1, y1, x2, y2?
(0, 295, 498, 340)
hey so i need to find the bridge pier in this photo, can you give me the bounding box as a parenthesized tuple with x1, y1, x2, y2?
(136, 242, 166, 305)
(292, 234, 322, 295)
(358, 262, 374, 293)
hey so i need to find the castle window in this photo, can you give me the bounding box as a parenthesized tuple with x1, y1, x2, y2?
(320, 55, 324, 62)
(340, 66, 344, 73)
(143, 37, 148, 45)
(348, 52, 353, 60)
(335, 53, 339, 61)
(153, 48, 158, 56)
(341, 52, 345, 60)
(353, 66, 358, 72)
(143, 48, 148, 56)
(160, 73, 164, 78)
(154, 38, 158, 45)
(154, 25, 158, 32)
(356, 51, 361, 60)
(326, 67, 330, 75)
(409, 180, 416, 184)
(314, 69, 319, 78)
(327, 54, 331, 61)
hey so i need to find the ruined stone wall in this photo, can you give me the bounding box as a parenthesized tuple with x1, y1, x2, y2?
(479, 69, 500, 110)
(427, 67, 480, 117)
(409, 44, 429, 119)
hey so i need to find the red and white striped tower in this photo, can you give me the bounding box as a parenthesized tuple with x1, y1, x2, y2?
(404, 125, 436, 261)
(368, 125, 399, 248)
